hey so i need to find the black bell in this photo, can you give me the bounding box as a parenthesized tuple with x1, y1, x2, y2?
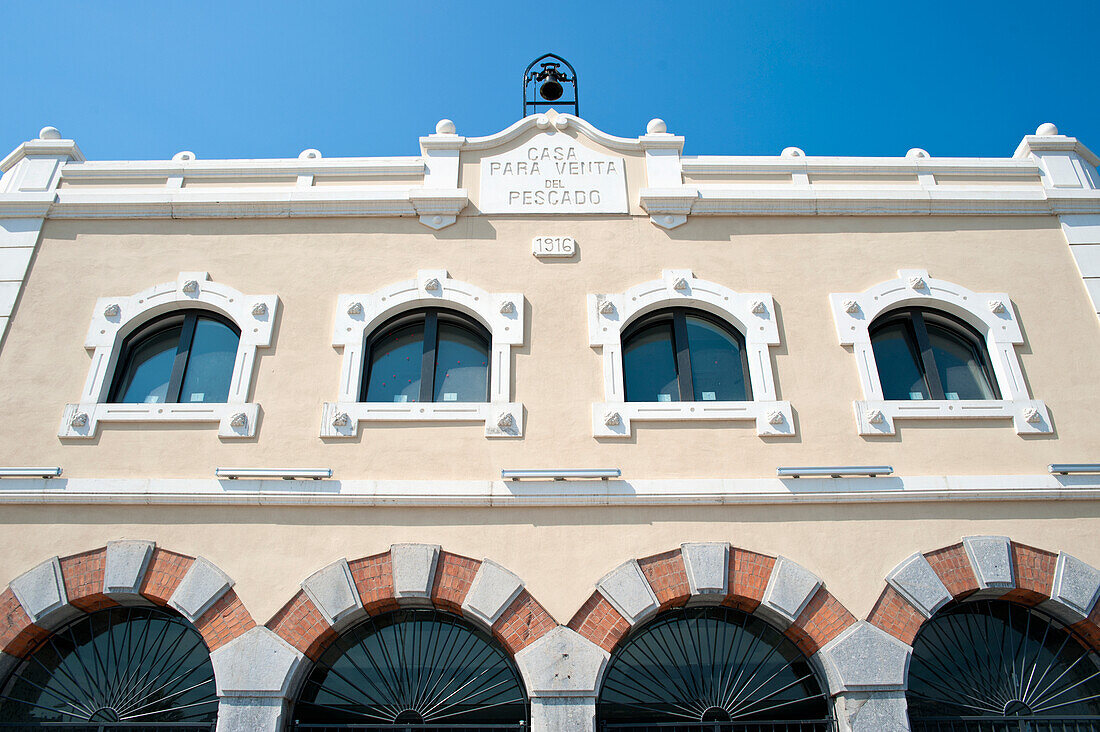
(539, 78, 564, 101)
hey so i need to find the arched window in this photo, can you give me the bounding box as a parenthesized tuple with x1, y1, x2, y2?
(361, 308, 490, 403)
(870, 308, 999, 402)
(597, 606, 832, 729)
(621, 308, 751, 403)
(0, 606, 217, 724)
(908, 600, 1100, 727)
(292, 608, 528, 726)
(109, 310, 240, 404)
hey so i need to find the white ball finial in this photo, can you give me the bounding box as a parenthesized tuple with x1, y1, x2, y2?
(172, 151, 195, 161)
(781, 147, 805, 158)
(646, 118, 667, 134)
(1035, 122, 1058, 136)
(435, 119, 456, 135)
(906, 148, 930, 159)
(38, 126, 61, 140)
(298, 148, 321, 160)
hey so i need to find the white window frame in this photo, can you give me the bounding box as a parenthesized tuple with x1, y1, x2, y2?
(59, 271, 277, 439)
(323, 269, 524, 438)
(830, 268, 1051, 435)
(588, 269, 792, 437)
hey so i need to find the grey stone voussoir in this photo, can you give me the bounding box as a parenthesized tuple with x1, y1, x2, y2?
(816, 621, 912, 693)
(886, 552, 951, 618)
(595, 559, 659, 626)
(962, 535, 1015, 596)
(461, 559, 525, 628)
(301, 558, 363, 628)
(210, 626, 307, 698)
(168, 556, 234, 622)
(681, 542, 729, 598)
(531, 696, 597, 732)
(515, 626, 610, 696)
(390, 543, 440, 603)
(834, 691, 911, 732)
(1041, 551, 1100, 623)
(757, 556, 822, 628)
(215, 697, 288, 732)
(9, 556, 76, 629)
(104, 540, 155, 598)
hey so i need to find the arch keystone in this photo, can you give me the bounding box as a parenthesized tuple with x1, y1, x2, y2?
(815, 621, 912, 693)
(390, 543, 440, 603)
(681, 542, 729, 598)
(103, 540, 155, 598)
(596, 559, 659, 625)
(961, 535, 1015, 596)
(758, 556, 822, 628)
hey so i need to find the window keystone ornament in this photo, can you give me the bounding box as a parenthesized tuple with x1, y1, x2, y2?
(908, 275, 926, 290)
(843, 299, 860, 314)
(864, 409, 885, 424)
(423, 278, 441, 292)
(181, 280, 199, 294)
(331, 412, 349, 428)
(988, 299, 1006, 314)
(751, 300, 768, 315)
(346, 301, 363, 316)
(229, 412, 248, 428)
(604, 411, 621, 427)
(767, 410, 785, 425)
(672, 277, 689, 291)
(499, 300, 515, 315)
(598, 299, 616, 315)
(497, 412, 515, 430)
(250, 302, 268, 317)
(103, 303, 121, 318)
(1022, 406, 1042, 423)
(70, 412, 88, 428)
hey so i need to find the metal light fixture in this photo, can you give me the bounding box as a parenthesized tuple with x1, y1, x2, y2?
(502, 469, 620, 481)
(216, 468, 332, 481)
(523, 53, 578, 117)
(0, 467, 62, 479)
(776, 466, 893, 479)
(1049, 464, 1100, 475)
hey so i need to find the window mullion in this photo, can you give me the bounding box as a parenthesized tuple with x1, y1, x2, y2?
(166, 313, 197, 404)
(910, 311, 945, 399)
(420, 311, 439, 403)
(672, 310, 694, 402)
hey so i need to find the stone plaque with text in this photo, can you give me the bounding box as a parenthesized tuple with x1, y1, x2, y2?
(479, 133, 627, 214)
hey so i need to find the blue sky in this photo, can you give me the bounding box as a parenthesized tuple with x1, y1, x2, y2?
(2, 1, 1098, 161)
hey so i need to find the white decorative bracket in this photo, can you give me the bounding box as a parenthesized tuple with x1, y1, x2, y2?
(59, 272, 277, 439)
(831, 269, 1051, 435)
(324, 270, 525, 438)
(588, 269, 792, 437)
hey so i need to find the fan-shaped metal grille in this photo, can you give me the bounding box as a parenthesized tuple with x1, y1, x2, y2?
(597, 606, 831, 725)
(0, 606, 216, 723)
(908, 600, 1100, 719)
(293, 609, 528, 725)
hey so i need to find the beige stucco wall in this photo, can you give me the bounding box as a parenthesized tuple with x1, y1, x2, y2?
(1, 501, 1099, 626)
(0, 214, 1097, 480)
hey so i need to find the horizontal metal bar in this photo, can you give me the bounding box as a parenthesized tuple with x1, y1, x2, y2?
(1049, 463, 1100, 474)
(777, 465, 893, 478)
(0, 467, 62, 478)
(216, 468, 332, 480)
(502, 468, 621, 481)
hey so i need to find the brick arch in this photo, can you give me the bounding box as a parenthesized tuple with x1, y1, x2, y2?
(0, 543, 256, 666)
(567, 543, 857, 659)
(867, 537, 1100, 650)
(266, 546, 557, 666)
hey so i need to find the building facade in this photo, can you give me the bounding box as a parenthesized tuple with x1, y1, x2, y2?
(0, 110, 1099, 731)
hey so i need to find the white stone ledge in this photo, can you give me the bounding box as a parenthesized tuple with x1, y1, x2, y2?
(854, 399, 1052, 435)
(0, 474, 1097, 506)
(59, 402, 260, 439)
(321, 401, 523, 438)
(593, 400, 793, 437)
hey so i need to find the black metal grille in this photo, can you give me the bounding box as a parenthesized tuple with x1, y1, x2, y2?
(292, 725, 526, 732)
(0, 725, 214, 731)
(910, 717, 1100, 731)
(599, 722, 834, 732)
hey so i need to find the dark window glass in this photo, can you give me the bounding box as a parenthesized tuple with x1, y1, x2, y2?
(686, 314, 748, 401)
(870, 309, 999, 401)
(623, 321, 678, 402)
(622, 309, 750, 403)
(908, 600, 1100, 721)
(598, 606, 831, 726)
(294, 609, 528, 725)
(0, 606, 217, 723)
(364, 322, 424, 403)
(362, 309, 489, 403)
(110, 311, 240, 404)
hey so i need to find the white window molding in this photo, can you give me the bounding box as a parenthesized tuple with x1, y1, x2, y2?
(587, 269, 791, 437)
(59, 272, 277, 439)
(323, 269, 524, 438)
(830, 268, 1051, 435)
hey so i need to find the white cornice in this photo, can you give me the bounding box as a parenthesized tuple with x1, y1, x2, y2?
(61, 157, 424, 180)
(0, 474, 1096, 506)
(454, 112, 683, 153)
(0, 139, 85, 172)
(682, 156, 1041, 177)
(1015, 134, 1100, 167)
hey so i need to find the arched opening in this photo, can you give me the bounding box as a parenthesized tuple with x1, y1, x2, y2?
(291, 608, 528, 730)
(908, 599, 1100, 730)
(596, 606, 832, 731)
(0, 605, 217, 726)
